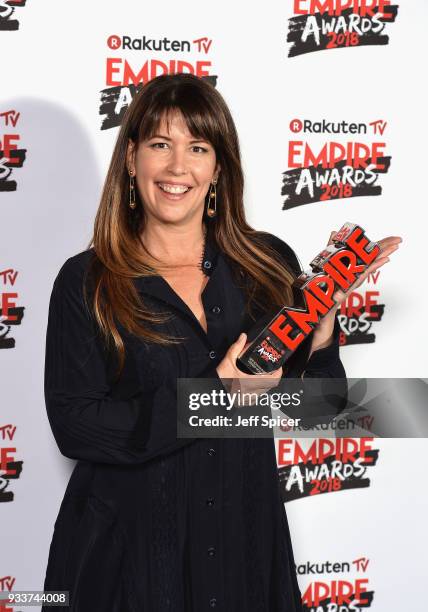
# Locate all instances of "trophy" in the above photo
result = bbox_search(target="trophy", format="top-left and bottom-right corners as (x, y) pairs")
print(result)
(236, 223), (380, 374)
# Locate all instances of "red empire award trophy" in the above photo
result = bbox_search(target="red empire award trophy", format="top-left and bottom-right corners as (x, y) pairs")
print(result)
(237, 222), (380, 374)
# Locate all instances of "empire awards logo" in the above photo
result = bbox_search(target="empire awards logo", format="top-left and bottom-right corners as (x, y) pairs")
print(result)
(337, 270), (385, 345)
(287, 1), (399, 57)
(277, 437), (379, 502)
(0, 424), (23, 503)
(282, 118), (391, 210)
(0, 265), (25, 348)
(100, 33), (217, 131)
(0, 110), (27, 192)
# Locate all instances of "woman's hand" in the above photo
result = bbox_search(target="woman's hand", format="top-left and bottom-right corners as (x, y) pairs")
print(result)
(216, 333), (283, 405)
(310, 231), (403, 355)
(329, 231), (403, 307)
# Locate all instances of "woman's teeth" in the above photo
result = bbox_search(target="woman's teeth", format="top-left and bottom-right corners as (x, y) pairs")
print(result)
(157, 183), (190, 194)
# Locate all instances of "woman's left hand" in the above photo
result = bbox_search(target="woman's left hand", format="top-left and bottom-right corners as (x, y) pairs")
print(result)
(309, 231), (402, 356)
(329, 231), (403, 308)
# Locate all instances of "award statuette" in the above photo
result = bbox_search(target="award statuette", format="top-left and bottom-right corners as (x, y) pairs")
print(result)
(236, 223), (380, 375)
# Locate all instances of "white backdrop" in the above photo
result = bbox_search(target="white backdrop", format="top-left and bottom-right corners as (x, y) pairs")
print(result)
(1, 1), (427, 610)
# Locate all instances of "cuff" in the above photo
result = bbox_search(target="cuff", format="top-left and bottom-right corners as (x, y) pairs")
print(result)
(304, 316), (346, 378)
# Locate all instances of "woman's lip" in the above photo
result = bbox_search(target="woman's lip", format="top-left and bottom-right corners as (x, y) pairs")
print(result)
(156, 182), (193, 200)
(156, 182), (193, 189)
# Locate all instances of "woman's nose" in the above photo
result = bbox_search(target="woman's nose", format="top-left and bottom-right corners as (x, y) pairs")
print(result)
(166, 148), (188, 175)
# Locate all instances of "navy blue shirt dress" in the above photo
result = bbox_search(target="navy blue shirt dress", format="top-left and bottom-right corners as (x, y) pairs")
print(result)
(42, 230), (346, 612)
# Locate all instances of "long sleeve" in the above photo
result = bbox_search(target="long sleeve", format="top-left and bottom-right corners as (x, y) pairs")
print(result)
(302, 316), (346, 378)
(44, 256), (193, 465)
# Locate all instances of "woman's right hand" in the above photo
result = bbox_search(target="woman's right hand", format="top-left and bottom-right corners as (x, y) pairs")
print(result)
(216, 333), (284, 401)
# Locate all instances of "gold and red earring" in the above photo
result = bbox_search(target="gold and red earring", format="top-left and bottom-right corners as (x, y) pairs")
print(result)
(129, 171), (136, 209)
(206, 178), (217, 218)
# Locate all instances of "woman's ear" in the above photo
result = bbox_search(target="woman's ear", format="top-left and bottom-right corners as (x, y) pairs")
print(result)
(126, 139), (136, 174)
(214, 163), (221, 182)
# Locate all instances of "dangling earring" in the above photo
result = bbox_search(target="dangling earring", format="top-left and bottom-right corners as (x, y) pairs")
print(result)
(206, 178), (217, 218)
(129, 171), (136, 209)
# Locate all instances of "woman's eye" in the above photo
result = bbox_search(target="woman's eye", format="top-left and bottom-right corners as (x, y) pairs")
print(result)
(192, 146), (208, 153)
(148, 143), (208, 153)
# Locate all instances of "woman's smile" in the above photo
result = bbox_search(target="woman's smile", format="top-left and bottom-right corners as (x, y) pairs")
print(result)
(156, 181), (193, 200)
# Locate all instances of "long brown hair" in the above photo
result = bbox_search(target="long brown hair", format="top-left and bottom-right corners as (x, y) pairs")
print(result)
(85, 73), (296, 376)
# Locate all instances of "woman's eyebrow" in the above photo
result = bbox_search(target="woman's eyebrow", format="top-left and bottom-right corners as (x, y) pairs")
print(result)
(149, 133), (209, 144)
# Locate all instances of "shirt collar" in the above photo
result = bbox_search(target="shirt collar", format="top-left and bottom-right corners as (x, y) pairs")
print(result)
(134, 228), (221, 320)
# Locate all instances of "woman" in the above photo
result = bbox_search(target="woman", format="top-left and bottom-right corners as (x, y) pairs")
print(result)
(42, 73), (400, 611)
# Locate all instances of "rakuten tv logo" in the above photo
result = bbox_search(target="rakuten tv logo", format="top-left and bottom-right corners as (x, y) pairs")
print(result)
(0, 424), (23, 503)
(298, 555), (374, 611)
(282, 117), (390, 210)
(107, 34), (213, 54)
(0, 110), (27, 192)
(287, 0), (399, 57)
(0, 0), (27, 31)
(277, 437), (379, 502)
(100, 33), (217, 131)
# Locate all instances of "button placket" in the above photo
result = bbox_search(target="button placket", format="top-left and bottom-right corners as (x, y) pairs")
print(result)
(192, 241), (225, 608)
(197, 440), (221, 609)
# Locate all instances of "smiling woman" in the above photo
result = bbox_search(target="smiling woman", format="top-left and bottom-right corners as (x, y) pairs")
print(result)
(40, 73), (354, 612)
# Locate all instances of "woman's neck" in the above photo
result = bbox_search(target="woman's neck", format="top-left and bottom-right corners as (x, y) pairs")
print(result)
(140, 221), (207, 268)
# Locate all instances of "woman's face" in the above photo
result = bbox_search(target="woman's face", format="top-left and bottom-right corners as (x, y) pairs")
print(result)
(127, 111), (220, 226)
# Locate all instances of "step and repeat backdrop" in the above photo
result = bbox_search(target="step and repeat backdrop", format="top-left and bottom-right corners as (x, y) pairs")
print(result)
(1, 1), (427, 610)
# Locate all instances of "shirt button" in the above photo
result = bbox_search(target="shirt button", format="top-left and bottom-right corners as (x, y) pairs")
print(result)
(206, 497), (215, 507)
(211, 305), (221, 314)
(203, 260), (212, 270)
(207, 447), (216, 456)
(209, 598), (217, 607)
(207, 546), (216, 557)
(208, 350), (217, 359)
